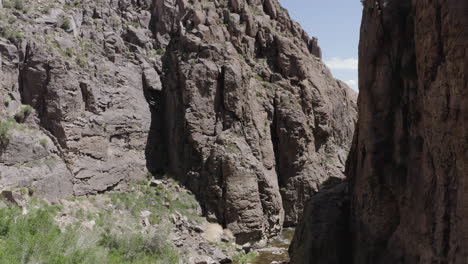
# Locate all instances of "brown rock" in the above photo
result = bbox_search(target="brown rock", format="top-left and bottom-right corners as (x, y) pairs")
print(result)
(291, 1), (468, 263)
(150, 0), (357, 242)
(0, 0), (357, 245)
(289, 181), (350, 264)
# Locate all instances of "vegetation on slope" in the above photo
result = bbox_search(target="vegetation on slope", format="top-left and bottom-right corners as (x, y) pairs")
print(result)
(0, 179), (201, 264)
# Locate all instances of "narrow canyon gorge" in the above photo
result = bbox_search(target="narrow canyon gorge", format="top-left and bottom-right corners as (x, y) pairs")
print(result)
(0, 0), (466, 263)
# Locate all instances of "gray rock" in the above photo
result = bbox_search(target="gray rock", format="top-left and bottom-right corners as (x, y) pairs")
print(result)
(124, 25), (148, 47)
(150, 0), (357, 242)
(0, 0), (153, 199)
(0, 0), (357, 247)
(0, 128), (73, 201)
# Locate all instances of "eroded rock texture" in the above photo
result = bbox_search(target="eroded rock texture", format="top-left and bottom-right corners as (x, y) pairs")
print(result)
(0, 0), (157, 197)
(290, 0), (468, 263)
(148, 0), (357, 243)
(0, 0), (357, 243)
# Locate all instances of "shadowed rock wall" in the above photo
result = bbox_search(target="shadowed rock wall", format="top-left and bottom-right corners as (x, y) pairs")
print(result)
(290, 0), (468, 263)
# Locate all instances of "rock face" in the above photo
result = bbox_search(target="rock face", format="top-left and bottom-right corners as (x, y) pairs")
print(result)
(290, 1), (468, 263)
(289, 181), (350, 264)
(148, 0), (357, 243)
(0, 0), (357, 243)
(0, 0), (156, 197)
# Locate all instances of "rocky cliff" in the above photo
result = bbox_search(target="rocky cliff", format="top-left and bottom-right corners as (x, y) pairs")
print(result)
(290, 0), (468, 263)
(148, 0), (357, 243)
(0, 0), (357, 244)
(0, 0), (155, 199)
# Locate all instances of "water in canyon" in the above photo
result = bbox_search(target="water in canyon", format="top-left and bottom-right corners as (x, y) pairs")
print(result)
(251, 228), (295, 264)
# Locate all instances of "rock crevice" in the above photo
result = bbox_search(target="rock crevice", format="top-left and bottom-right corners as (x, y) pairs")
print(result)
(149, 0), (357, 242)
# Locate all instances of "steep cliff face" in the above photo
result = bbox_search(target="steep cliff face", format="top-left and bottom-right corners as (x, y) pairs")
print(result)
(290, 0), (468, 263)
(351, 1), (468, 262)
(148, 0), (357, 243)
(0, 0), (156, 197)
(0, 0), (357, 244)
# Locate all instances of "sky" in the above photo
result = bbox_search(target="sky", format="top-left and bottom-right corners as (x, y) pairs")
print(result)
(278, 0), (363, 90)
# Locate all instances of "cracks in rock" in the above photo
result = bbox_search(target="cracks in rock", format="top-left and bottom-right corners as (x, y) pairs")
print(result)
(430, 3), (446, 86)
(270, 97), (282, 187)
(219, 159), (227, 229)
(214, 65), (242, 132)
(142, 65), (166, 175)
(96, 178), (125, 194)
(441, 153), (456, 259)
(214, 66), (225, 127)
(16, 44), (75, 189)
(79, 82), (97, 114)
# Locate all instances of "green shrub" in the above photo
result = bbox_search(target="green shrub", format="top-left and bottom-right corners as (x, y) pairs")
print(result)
(155, 48), (165, 55)
(76, 55), (88, 68)
(39, 139), (48, 147)
(3, 98), (11, 107)
(13, 0), (23, 10)
(14, 105), (33, 122)
(99, 232), (178, 264)
(64, 48), (74, 57)
(0, 199), (180, 264)
(2, 1), (13, 8)
(0, 118), (16, 147)
(7, 16), (16, 24)
(0, 205), (99, 264)
(61, 17), (72, 31)
(42, 5), (52, 15)
(255, 74), (264, 82)
(233, 252), (257, 264)
(0, 26), (24, 43)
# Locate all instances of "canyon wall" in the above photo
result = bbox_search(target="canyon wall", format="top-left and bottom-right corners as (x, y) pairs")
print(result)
(0, 0), (155, 200)
(148, 0), (357, 243)
(0, 0), (357, 243)
(290, 0), (468, 263)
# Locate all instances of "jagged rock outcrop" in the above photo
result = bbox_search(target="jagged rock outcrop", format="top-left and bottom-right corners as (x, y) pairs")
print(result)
(0, 0), (158, 196)
(148, 0), (357, 243)
(290, 0), (468, 263)
(0, 0), (357, 244)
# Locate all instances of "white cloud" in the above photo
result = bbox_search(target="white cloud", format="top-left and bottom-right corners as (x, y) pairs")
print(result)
(345, 80), (357, 87)
(345, 80), (358, 91)
(325, 57), (358, 70)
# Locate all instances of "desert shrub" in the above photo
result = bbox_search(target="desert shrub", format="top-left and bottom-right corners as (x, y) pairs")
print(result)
(2, 1), (13, 8)
(13, 0), (24, 10)
(64, 48), (74, 57)
(99, 232), (178, 264)
(14, 105), (33, 122)
(39, 139), (48, 147)
(0, 205), (98, 264)
(61, 17), (72, 31)
(0, 200), (180, 264)
(155, 48), (165, 55)
(0, 25), (24, 43)
(76, 55), (88, 68)
(233, 252), (257, 264)
(0, 118), (16, 147)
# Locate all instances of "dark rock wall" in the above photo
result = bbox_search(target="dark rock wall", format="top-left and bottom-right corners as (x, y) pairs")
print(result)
(290, 0), (468, 263)
(149, 0), (357, 243)
(351, 1), (468, 262)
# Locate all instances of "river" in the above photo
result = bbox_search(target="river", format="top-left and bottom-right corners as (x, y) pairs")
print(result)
(250, 228), (295, 264)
